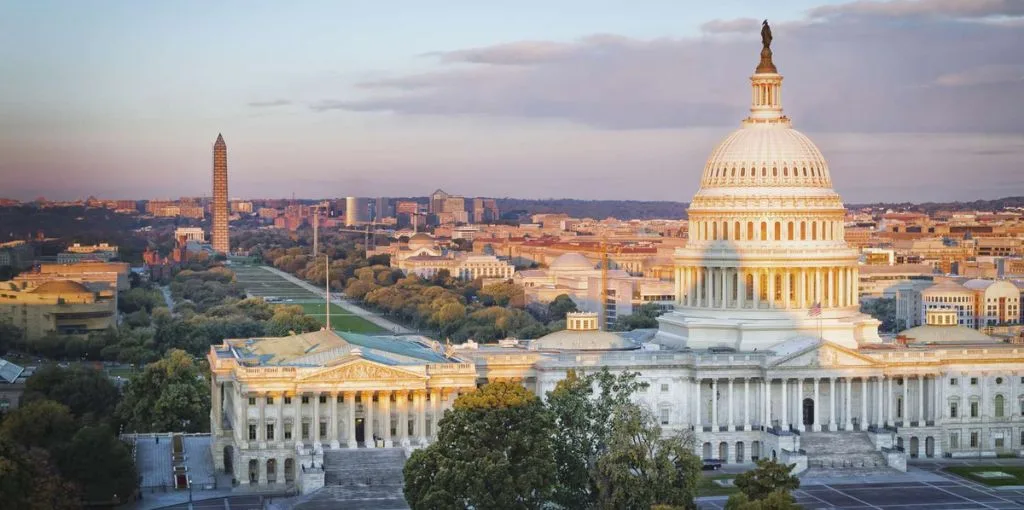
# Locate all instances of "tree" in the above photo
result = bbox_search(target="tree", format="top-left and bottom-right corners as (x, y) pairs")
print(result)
(725, 490), (801, 510)
(611, 302), (666, 331)
(547, 294), (578, 322)
(56, 425), (137, 504)
(545, 369), (648, 509)
(730, 459), (800, 503)
(264, 305), (321, 336)
(0, 319), (21, 355)
(0, 400), (76, 449)
(23, 365), (121, 422)
(592, 404), (701, 510)
(479, 281), (526, 308)
(0, 438), (81, 510)
(117, 349), (210, 432)
(404, 382), (556, 510)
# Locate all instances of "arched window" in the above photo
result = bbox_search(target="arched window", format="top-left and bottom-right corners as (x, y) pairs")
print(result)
(787, 222), (794, 240)
(712, 222), (718, 240)
(800, 222), (806, 240)
(760, 222), (767, 241)
(722, 222), (729, 240)
(761, 167), (767, 177)
(811, 222), (817, 240)
(734, 222), (740, 241)
(802, 166), (807, 176)
(740, 167), (745, 177)
(995, 395), (1005, 418)
(783, 166), (788, 176)
(773, 167), (778, 176)
(774, 222), (781, 241)
(747, 222), (754, 240)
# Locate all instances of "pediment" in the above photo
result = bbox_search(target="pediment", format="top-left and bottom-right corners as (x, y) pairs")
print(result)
(298, 359), (426, 383)
(771, 342), (879, 369)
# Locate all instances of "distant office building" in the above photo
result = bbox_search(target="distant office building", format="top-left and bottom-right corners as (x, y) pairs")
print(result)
(230, 200), (253, 214)
(212, 134), (229, 253)
(430, 189), (449, 214)
(375, 197), (392, 220)
(395, 201), (420, 216)
(471, 198), (500, 224)
(0, 241), (34, 270)
(345, 197), (372, 226)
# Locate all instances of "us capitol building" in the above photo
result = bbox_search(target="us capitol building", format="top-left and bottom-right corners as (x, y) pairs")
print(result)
(208, 25), (1024, 492)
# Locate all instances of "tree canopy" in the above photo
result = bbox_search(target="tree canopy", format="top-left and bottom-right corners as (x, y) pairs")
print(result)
(404, 382), (557, 510)
(23, 365), (120, 422)
(725, 459), (801, 510)
(117, 349), (211, 432)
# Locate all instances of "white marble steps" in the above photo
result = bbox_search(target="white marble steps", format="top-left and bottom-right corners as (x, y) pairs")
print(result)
(800, 432), (889, 471)
(323, 448), (407, 487)
(293, 485), (410, 510)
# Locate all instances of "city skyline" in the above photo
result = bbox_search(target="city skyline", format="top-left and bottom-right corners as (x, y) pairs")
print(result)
(1, 0), (1022, 202)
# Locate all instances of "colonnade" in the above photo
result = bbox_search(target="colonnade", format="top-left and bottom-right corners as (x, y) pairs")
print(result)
(689, 218), (842, 243)
(675, 265), (857, 310)
(690, 374), (944, 432)
(228, 386), (465, 450)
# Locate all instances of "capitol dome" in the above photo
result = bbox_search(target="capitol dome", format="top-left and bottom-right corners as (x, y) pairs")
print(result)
(656, 27), (881, 352)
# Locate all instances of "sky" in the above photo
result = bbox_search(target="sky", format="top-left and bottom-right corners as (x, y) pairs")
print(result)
(1, 0), (1022, 203)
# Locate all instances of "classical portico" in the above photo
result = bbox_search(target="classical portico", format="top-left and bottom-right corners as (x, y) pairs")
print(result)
(208, 330), (475, 489)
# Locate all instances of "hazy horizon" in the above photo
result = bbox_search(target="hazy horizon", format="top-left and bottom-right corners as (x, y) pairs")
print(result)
(2, 1), (1022, 203)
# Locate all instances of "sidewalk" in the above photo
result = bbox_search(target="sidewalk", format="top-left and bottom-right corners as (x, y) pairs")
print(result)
(259, 266), (414, 335)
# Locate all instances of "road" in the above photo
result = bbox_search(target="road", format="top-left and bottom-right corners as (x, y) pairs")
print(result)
(159, 285), (175, 313)
(259, 266), (414, 335)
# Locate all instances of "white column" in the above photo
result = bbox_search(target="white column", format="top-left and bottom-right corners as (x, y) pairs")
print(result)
(431, 389), (441, 439)
(416, 390), (427, 444)
(738, 270), (747, 309)
(839, 266), (847, 307)
(692, 378), (701, 427)
(815, 268), (823, 305)
(398, 390), (410, 446)
(311, 392), (320, 448)
(753, 270), (761, 309)
(346, 391), (357, 448)
(328, 392), (339, 448)
(743, 378), (750, 430)
(902, 376), (909, 424)
(768, 269), (776, 309)
(720, 268), (728, 309)
(258, 393), (267, 443)
(381, 391), (392, 447)
(861, 378), (868, 430)
(781, 378), (788, 430)
(726, 378), (734, 430)
(294, 392), (303, 447)
(876, 377), (884, 427)
(763, 378), (771, 428)
(813, 378), (821, 431)
(937, 374), (945, 420)
(364, 390), (375, 448)
(796, 378), (804, 431)
(845, 378), (852, 430)
(826, 268), (834, 308)
(918, 376), (925, 424)
(829, 378), (836, 430)
(783, 269), (792, 309)
(211, 379), (222, 437)
(711, 379), (718, 430)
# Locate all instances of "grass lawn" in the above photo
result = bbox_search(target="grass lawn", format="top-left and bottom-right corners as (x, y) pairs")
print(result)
(945, 466), (1024, 486)
(296, 302), (385, 334)
(697, 473), (740, 497)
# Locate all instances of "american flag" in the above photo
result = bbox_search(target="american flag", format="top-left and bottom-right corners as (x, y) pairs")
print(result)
(808, 302), (822, 317)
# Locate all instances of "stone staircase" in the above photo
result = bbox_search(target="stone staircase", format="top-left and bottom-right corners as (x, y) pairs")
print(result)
(313, 448), (408, 509)
(323, 448), (407, 486)
(800, 432), (894, 476)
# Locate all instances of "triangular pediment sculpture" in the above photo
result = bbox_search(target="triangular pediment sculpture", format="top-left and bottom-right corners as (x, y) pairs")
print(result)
(298, 359), (426, 383)
(772, 342), (879, 368)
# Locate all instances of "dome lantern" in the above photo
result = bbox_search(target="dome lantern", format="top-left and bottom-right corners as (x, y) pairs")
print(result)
(745, 21), (789, 126)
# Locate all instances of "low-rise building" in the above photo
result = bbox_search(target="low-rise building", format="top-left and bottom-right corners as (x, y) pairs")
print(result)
(0, 280), (117, 339)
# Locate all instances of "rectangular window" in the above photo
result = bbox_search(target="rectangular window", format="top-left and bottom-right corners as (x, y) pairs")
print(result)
(971, 402), (979, 418)
(267, 396), (274, 405)
(970, 432), (979, 448)
(950, 403), (958, 418)
(660, 383), (669, 393)
(338, 395), (344, 403)
(301, 396), (309, 404)
(660, 409), (670, 425)
(319, 395), (327, 404)
(971, 377), (978, 385)
(248, 397), (256, 406)
(248, 424), (257, 440)
(284, 396), (292, 405)
(950, 378), (958, 386)
(284, 425), (292, 440)
(301, 423), (310, 440)
(266, 424), (274, 441)
(950, 433), (959, 449)
(995, 437), (1005, 449)
(319, 421), (327, 438)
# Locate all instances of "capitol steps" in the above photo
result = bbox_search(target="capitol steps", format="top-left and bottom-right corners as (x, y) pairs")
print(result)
(323, 447), (407, 486)
(800, 432), (894, 475)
